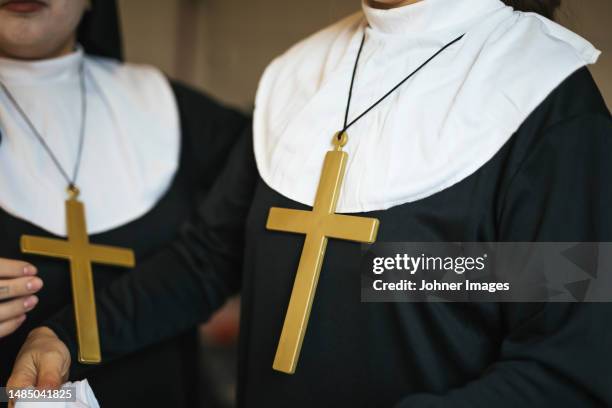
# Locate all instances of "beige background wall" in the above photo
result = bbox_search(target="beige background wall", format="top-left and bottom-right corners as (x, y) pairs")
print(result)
(117, 0), (612, 110)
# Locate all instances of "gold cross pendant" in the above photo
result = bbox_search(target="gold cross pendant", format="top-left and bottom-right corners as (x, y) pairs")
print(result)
(266, 131), (379, 374)
(20, 186), (135, 364)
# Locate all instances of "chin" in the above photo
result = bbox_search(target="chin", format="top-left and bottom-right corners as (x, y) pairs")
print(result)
(368, 0), (419, 7)
(369, 0), (403, 4)
(0, 0), (83, 60)
(0, 16), (69, 59)
(0, 37), (67, 60)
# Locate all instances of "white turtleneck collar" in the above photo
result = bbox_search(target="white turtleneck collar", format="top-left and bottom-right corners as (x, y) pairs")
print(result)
(0, 47), (83, 85)
(0, 50), (180, 236)
(253, 0), (600, 213)
(363, 0), (502, 35)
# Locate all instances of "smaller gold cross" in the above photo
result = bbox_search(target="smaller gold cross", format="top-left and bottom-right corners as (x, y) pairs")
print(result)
(21, 187), (135, 364)
(267, 132), (379, 374)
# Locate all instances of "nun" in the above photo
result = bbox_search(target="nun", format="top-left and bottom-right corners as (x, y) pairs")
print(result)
(8, 0), (612, 407)
(0, 0), (247, 406)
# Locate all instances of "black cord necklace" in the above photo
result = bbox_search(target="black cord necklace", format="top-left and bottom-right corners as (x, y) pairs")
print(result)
(0, 59), (88, 197)
(340, 31), (465, 136)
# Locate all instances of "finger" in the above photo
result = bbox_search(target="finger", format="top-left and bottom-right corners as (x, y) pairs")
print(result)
(0, 315), (27, 338)
(0, 277), (43, 301)
(36, 351), (67, 390)
(0, 296), (38, 321)
(0, 258), (36, 278)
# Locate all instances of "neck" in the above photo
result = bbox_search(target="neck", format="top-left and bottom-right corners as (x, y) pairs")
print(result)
(367, 0), (422, 10)
(0, 35), (77, 61)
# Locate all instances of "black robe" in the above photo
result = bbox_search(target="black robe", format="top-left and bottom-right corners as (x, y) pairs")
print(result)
(0, 82), (248, 407)
(46, 67), (612, 407)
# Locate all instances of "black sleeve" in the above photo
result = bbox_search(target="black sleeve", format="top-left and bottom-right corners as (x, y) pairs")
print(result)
(170, 81), (250, 191)
(46, 126), (257, 363)
(396, 111), (612, 407)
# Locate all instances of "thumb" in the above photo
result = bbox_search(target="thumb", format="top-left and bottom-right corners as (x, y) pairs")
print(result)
(36, 351), (67, 389)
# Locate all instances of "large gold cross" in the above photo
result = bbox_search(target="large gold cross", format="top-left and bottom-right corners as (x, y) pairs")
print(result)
(266, 132), (379, 374)
(21, 188), (135, 364)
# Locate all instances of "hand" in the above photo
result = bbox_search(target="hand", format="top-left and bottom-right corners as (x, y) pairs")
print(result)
(7, 326), (71, 391)
(0, 258), (43, 338)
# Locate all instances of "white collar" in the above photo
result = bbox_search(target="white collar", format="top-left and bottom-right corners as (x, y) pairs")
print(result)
(0, 47), (83, 85)
(0, 55), (180, 236)
(253, 2), (600, 213)
(362, 0), (504, 35)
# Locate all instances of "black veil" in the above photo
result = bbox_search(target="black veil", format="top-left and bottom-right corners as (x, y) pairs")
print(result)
(77, 0), (123, 60)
